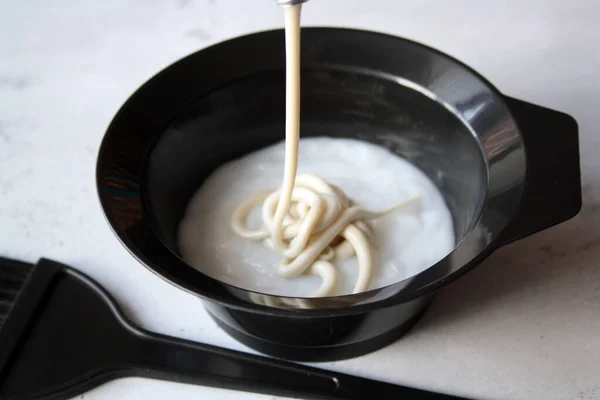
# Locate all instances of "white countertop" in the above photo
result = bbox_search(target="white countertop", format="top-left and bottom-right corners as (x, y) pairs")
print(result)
(1, 1), (599, 399)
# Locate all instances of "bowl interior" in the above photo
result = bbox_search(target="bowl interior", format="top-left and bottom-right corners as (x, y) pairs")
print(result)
(98, 28), (526, 310)
(144, 67), (487, 291)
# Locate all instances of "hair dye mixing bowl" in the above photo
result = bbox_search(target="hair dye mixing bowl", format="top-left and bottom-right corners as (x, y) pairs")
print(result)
(97, 28), (581, 361)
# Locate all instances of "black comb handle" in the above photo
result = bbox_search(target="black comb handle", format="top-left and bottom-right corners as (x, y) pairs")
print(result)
(0, 259), (467, 400)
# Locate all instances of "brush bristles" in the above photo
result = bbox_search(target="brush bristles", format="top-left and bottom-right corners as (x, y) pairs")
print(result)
(0, 258), (32, 328)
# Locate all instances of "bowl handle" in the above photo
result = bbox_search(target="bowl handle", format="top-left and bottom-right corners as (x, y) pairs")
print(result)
(496, 97), (582, 247)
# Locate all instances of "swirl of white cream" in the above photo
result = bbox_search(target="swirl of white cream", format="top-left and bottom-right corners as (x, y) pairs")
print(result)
(231, 172), (419, 296)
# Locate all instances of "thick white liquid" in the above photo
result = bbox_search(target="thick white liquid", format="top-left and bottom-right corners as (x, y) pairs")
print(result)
(178, 137), (455, 297)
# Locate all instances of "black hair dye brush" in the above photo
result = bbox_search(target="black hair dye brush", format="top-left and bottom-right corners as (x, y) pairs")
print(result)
(0, 257), (468, 400)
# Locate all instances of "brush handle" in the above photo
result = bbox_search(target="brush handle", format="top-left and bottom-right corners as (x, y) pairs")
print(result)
(132, 329), (467, 400)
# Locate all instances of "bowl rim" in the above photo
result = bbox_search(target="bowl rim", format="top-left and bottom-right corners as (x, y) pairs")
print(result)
(96, 27), (526, 316)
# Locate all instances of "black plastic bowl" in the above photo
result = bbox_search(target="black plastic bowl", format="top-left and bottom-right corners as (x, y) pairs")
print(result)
(97, 28), (581, 361)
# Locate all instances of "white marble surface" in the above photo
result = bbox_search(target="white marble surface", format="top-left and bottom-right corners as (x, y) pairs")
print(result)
(1, 0), (599, 399)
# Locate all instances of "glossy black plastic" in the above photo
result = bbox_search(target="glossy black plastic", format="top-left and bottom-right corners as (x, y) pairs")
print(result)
(96, 28), (581, 361)
(0, 258), (470, 400)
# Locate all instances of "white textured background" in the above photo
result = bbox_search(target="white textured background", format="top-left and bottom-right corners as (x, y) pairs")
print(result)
(1, 1), (599, 399)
